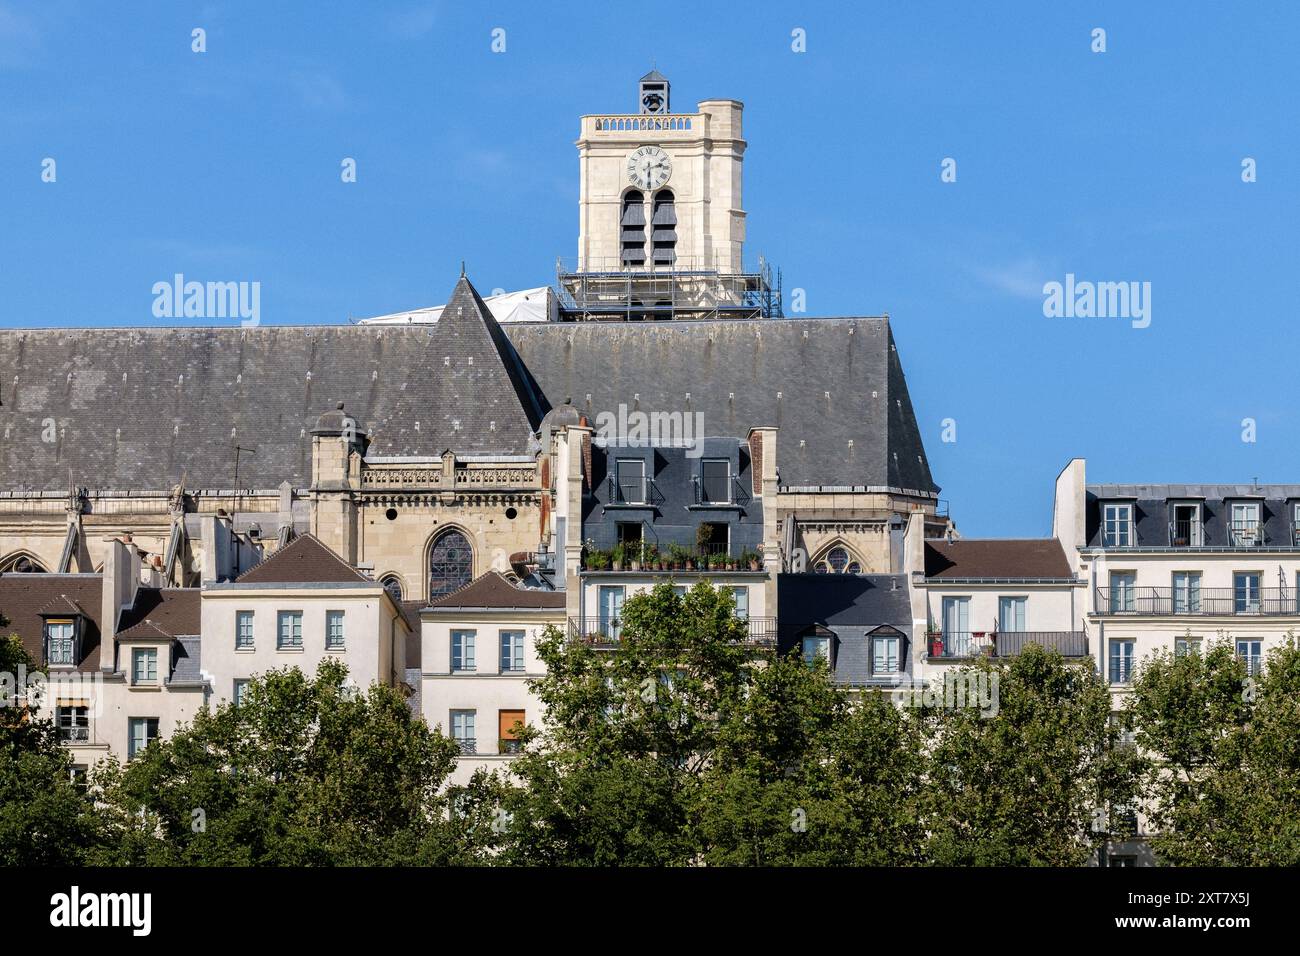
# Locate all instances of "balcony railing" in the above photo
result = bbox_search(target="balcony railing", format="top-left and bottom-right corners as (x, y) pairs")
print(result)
(607, 474), (663, 506)
(567, 616), (776, 647)
(1168, 519), (1203, 547)
(1095, 587), (1299, 616)
(57, 726), (90, 744)
(691, 476), (752, 507)
(930, 631), (1089, 659)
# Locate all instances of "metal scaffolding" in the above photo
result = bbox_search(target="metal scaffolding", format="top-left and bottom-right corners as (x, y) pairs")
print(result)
(554, 256), (783, 322)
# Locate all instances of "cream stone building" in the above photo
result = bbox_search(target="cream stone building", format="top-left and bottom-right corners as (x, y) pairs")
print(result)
(0, 537), (207, 775)
(201, 533), (413, 707)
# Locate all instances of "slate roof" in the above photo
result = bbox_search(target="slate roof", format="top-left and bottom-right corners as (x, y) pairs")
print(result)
(0, 278), (935, 494)
(116, 588), (201, 639)
(170, 636), (203, 684)
(0, 574), (103, 670)
(424, 571), (566, 611)
(1085, 484), (1300, 548)
(232, 533), (368, 585)
(508, 317), (934, 491)
(776, 573), (913, 686)
(924, 539), (1075, 580)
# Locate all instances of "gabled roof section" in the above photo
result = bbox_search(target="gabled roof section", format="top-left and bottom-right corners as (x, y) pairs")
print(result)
(424, 571), (565, 611)
(410, 274), (546, 454)
(925, 539), (1074, 580)
(233, 534), (368, 585)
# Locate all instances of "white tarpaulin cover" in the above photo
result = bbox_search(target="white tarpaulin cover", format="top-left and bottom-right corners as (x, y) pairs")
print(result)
(358, 286), (556, 325)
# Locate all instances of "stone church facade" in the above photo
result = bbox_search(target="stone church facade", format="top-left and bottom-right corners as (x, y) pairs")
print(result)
(0, 73), (946, 600)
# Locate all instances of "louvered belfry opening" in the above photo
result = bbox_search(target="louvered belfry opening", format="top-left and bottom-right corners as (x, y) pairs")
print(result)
(620, 190), (646, 267)
(651, 189), (677, 266)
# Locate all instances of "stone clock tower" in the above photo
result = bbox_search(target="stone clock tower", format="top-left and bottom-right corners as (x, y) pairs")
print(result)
(575, 72), (747, 275)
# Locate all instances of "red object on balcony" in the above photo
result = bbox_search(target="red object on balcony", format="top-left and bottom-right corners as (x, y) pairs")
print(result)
(929, 637), (944, 657)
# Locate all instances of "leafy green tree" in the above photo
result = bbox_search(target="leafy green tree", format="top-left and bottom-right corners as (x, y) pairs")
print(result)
(92, 660), (481, 865)
(493, 582), (929, 866)
(494, 582), (763, 865)
(921, 645), (1144, 866)
(1127, 636), (1300, 865)
(0, 628), (108, 865)
(696, 652), (927, 865)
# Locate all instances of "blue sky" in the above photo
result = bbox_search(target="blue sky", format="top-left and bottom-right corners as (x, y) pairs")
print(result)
(2, 2), (1297, 537)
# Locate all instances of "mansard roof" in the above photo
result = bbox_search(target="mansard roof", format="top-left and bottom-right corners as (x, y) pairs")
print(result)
(1084, 484), (1300, 548)
(0, 283), (935, 494)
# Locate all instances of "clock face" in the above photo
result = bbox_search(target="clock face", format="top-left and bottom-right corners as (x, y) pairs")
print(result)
(626, 145), (672, 191)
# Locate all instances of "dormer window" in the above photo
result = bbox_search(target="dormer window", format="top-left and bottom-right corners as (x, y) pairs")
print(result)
(44, 619), (76, 667)
(699, 459), (731, 504)
(1169, 502), (1202, 547)
(1102, 503), (1133, 547)
(614, 459), (646, 504)
(1230, 502), (1262, 547)
(131, 647), (158, 685)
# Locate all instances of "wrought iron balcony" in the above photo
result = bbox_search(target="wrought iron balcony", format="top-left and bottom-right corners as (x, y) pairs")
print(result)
(567, 616), (776, 647)
(690, 475), (752, 507)
(1094, 587), (1299, 616)
(929, 631), (1089, 659)
(606, 474), (663, 506)
(57, 726), (90, 744)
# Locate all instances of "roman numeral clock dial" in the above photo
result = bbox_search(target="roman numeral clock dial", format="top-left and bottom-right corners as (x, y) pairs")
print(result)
(626, 145), (672, 190)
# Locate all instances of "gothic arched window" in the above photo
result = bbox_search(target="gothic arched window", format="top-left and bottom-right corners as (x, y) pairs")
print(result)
(428, 531), (473, 599)
(651, 189), (677, 266)
(810, 543), (863, 575)
(380, 575), (404, 603)
(620, 190), (646, 267)
(0, 552), (47, 574)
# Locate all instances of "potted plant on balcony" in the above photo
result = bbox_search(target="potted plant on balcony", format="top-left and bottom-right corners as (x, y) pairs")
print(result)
(927, 628), (944, 657)
(611, 543), (626, 572)
(586, 548), (611, 571)
(745, 549), (761, 571)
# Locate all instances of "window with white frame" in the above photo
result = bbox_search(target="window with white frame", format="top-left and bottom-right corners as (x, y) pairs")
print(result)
(729, 586), (748, 620)
(450, 710), (476, 754)
(233, 679), (250, 707)
(1172, 572), (1201, 614)
(1233, 572), (1261, 613)
(1174, 636), (1202, 658)
(1109, 572), (1136, 613)
(1108, 640), (1135, 684)
(131, 647), (158, 685)
(1230, 501), (1262, 546)
(127, 717), (159, 760)
(451, 630), (476, 672)
(941, 596), (970, 655)
(277, 611), (303, 649)
(801, 633), (830, 666)
(499, 630), (525, 673)
(56, 705), (89, 743)
(1103, 502), (1133, 547)
(44, 620), (75, 666)
(1170, 502), (1202, 546)
(1236, 639), (1263, 676)
(997, 597), (1026, 632)
(325, 610), (345, 650)
(235, 610), (254, 649)
(870, 631), (901, 675)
